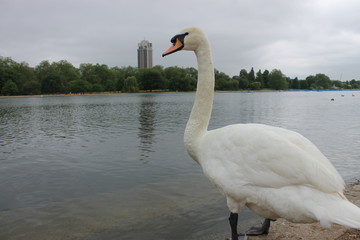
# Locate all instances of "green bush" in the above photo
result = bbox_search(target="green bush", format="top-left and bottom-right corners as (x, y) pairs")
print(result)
(1, 80), (19, 95)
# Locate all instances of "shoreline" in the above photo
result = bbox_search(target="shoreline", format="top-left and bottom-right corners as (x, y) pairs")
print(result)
(1, 89), (360, 99)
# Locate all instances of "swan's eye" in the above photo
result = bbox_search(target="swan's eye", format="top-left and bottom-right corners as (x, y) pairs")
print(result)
(170, 32), (189, 45)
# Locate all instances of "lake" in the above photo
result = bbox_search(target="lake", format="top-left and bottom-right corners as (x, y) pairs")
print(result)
(0, 91), (359, 240)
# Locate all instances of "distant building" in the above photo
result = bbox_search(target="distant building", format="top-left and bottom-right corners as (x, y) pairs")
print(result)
(137, 39), (153, 68)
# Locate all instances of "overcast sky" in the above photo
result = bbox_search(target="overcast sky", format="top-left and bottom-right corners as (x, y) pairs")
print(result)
(1, 0), (360, 80)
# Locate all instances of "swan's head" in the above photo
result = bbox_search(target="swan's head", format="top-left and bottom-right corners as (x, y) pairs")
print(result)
(162, 27), (206, 57)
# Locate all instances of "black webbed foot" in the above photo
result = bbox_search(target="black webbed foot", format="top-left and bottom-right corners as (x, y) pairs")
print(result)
(245, 218), (274, 236)
(227, 212), (274, 239)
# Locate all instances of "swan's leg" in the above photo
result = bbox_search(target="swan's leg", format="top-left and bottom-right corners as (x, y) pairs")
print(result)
(227, 212), (248, 240)
(245, 218), (272, 236)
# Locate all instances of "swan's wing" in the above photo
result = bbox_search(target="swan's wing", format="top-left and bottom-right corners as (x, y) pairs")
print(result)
(200, 124), (345, 194)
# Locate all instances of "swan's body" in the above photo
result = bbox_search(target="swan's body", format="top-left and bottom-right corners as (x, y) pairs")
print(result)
(163, 27), (360, 239)
(200, 124), (350, 224)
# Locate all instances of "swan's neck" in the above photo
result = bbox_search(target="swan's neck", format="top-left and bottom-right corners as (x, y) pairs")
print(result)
(184, 42), (214, 161)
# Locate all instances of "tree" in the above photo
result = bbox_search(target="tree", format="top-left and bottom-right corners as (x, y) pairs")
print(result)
(91, 83), (104, 92)
(52, 60), (80, 92)
(239, 69), (249, 89)
(215, 69), (238, 90)
(41, 72), (64, 93)
(4, 54), (356, 95)
(255, 70), (264, 88)
(314, 73), (331, 89)
(269, 69), (288, 90)
(138, 68), (166, 91)
(262, 70), (270, 88)
(35, 60), (51, 77)
(0, 58), (40, 95)
(93, 64), (116, 91)
(68, 79), (91, 93)
(15, 62), (39, 94)
(79, 63), (116, 91)
(35, 60), (65, 93)
(80, 63), (100, 86)
(305, 75), (316, 89)
(239, 76), (249, 89)
(239, 69), (248, 80)
(122, 76), (139, 92)
(349, 79), (360, 89)
(290, 77), (300, 89)
(165, 66), (193, 91)
(249, 82), (261, 90)
(22, 80), (41, 95)
(304, 74), (331, 89)
(184, 67), (197, 89)
(111, 67), (125, 91)
(299, 80), (308, 89)
(1, 80), (19, 95)
(122, 66), (139, 79)
(248, 67), (255, 84)
(0, 57), (19, 92)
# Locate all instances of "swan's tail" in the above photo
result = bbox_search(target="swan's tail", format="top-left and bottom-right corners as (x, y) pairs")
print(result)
(313, 193), (360, 229)
(257, 186), (360, 229)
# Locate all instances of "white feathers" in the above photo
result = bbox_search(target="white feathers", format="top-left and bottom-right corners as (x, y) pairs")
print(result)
(177, 27), (360, 229)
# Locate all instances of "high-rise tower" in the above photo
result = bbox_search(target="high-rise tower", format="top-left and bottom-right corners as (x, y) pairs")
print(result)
(137, 40), (153, 68)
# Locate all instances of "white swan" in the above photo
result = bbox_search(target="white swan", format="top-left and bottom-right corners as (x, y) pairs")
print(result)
(163, 27), (360, 240)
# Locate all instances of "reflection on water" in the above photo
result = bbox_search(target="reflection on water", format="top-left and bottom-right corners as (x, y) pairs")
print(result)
(138, 95), (157, 160)
(0, 91), (360, 239)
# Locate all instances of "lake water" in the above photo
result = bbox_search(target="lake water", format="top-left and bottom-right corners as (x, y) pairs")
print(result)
(0, 91), (359, 240)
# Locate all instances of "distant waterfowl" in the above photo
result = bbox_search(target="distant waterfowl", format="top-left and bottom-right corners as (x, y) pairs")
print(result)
(331, 98), (334, 101)
(163, 27), (360, 240)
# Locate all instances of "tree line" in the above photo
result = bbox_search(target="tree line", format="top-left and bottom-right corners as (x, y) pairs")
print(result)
(1, 56), (359, 96)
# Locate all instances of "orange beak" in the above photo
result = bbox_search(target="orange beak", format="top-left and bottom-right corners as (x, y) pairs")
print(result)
(162, 38), (184, 57)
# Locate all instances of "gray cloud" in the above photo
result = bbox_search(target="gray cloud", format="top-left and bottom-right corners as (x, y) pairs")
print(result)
(1, 0), (360, 80)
